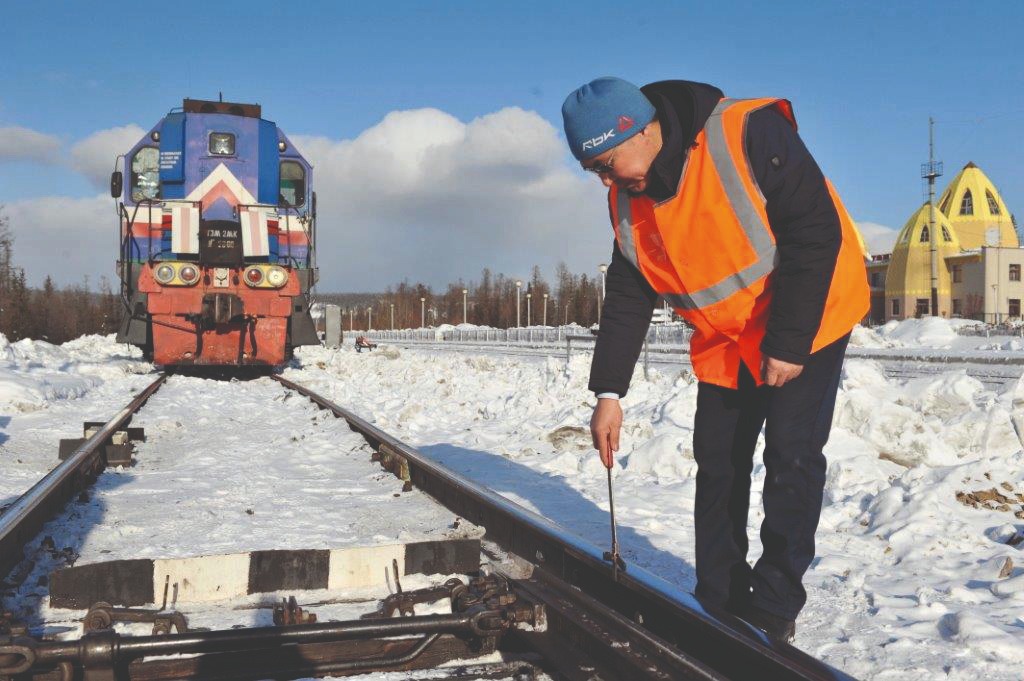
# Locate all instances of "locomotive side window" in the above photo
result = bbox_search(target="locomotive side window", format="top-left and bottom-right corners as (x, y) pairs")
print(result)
(209, 132), (235, 156)
(279, 161), (306, 207)
(130, 147), (161, 201)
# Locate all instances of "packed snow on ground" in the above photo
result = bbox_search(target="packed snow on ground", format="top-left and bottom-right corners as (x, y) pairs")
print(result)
(0, 333), (154, 508)
(3, 330), (1024, 678)
(286, 340), (1024, 680)
(850, 317), (1024, 354)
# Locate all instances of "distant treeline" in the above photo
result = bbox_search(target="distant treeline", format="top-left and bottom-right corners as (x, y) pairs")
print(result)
(1, 204), (608, 344)
(321, 263), (604, 330)
(1, 207), (121, 343)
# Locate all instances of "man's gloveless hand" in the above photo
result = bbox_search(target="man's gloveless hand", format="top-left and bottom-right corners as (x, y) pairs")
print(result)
(590, 398), (623, 468)
(761, 356), (804, 387)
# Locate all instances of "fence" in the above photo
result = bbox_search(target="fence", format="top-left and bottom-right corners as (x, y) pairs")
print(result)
(361, 324), (693, 347)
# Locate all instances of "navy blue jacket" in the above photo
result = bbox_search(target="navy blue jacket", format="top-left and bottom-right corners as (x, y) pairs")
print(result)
(589, 80), (843, 396)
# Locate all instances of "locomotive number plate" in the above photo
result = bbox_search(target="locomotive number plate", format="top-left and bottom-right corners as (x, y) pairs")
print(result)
(213, 268), (230, 288)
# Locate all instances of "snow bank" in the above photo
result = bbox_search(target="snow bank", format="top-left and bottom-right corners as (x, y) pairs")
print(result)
(288, 340), (1024, 679)
(0, 333), (147, 411)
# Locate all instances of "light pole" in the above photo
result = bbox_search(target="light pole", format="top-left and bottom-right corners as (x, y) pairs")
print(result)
(390, 303), (394, 330)
(367, 306), (372, 331)
(515, 280), (522, 328)
(542, 293), (548, 327)
(598, 263), (608, 324)
(526, 293), (532, 327)
(349, 307), (354, 331)
(420, 297), (426, 329)
(564, 303), (569, 325)
(462, 289), (468, 324)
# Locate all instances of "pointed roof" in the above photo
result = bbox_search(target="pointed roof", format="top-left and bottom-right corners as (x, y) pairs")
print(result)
(936, 162), (1017, 248)
(893, 202), (959, 251)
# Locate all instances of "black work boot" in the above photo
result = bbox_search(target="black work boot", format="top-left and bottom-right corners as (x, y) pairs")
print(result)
(742, 606), (796, 644)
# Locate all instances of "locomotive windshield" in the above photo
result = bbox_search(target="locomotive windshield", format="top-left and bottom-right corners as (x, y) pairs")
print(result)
(279, 161), (305, 207)
(130, 147), (161, 201)
(209, 132), (235, 156)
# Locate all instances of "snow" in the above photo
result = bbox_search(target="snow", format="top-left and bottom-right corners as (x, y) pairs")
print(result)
(2, 327), (1024, 679)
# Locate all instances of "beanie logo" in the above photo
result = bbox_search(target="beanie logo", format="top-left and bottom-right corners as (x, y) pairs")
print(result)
(581, 129), (615, 152)
(617, 115), (635, 132)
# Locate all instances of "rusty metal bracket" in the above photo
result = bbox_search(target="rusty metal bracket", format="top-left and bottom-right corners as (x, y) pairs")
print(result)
(83, 601), (188, 636)
(273, 596), (317, 626)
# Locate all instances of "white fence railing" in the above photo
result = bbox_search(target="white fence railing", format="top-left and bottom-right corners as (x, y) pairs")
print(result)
(359, 325), (693, 346)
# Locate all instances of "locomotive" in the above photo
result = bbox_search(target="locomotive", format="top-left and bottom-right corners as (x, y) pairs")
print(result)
(111, 98), (319, 366)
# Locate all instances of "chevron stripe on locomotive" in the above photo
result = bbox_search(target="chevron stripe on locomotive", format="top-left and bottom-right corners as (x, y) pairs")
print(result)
(112, 98), (320, 366)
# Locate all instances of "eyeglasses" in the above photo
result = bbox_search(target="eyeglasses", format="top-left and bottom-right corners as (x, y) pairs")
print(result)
(583, 148), (617, 175)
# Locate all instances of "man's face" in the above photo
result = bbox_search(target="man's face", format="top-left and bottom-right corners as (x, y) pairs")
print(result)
(581, 129), (655, 194)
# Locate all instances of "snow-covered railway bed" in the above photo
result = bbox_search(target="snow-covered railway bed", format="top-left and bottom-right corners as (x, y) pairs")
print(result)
(3, 374), (480, 639)
(2, 371), (848, 680)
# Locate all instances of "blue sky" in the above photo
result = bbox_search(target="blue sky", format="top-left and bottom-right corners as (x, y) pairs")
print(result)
(1, 1), (1022, 289)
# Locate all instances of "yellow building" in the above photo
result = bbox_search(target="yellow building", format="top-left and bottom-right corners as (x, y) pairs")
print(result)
(937, 162), (1018, 249)
(869, 162), (1022, 324)
(883, 204), (961, 318)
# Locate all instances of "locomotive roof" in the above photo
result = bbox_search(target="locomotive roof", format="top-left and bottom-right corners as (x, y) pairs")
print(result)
(182, 98), (261, 119)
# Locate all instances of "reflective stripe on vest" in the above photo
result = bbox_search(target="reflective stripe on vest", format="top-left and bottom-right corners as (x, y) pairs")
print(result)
(614, 98), (778, 310)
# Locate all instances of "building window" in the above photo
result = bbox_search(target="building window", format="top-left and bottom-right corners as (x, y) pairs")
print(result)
(952, 299), (962, 316)
(891, 299), (900, 316)
(208, 132), (236, 156)
(919, 225), (929, 242)
(915, 299), (930, 317)
(1010, 299), (1021, 318)
(986, 190), (1001, 215)
(130, 147), (161, 202)
(941, 226), (952, 242)
(960, 189), (973, 216)
(1011, 264), (1021, 282)
(279, 161), (306, 207)
(939, 191), (952, 214)
(870, 272), (882, 287)
(951, 264), (962, 283)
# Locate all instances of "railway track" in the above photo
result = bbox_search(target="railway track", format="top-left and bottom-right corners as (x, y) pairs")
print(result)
(0, 373), (855, 680)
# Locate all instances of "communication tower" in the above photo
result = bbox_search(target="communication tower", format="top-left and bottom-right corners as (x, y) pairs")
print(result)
(921, 118), (943, 316)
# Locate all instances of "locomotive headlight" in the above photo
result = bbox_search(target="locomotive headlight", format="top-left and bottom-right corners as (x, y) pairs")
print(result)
(178, 265), (200, 285)
(266, 266), (288, 287)
(244, 266), (264, 286)
(155, 264), (176, 285)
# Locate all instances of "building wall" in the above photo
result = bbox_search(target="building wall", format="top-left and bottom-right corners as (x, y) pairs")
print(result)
(982, 247), (1024, 322)
(951, 256), (985, 318)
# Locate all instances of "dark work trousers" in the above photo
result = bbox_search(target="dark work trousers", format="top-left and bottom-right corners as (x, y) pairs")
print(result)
(692, 333), (850, 620)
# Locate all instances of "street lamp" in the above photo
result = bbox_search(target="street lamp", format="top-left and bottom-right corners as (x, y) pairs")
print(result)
(390, 303), (394, 330)
(462, 289), (468, 324)
(420, 297), (426, 329)
(367, 306), (372, 331)
(515, 280), (522, 328)
(598, 263), (608, 324)
(526, 293), (532, 327)
(543, 293), (548, 327)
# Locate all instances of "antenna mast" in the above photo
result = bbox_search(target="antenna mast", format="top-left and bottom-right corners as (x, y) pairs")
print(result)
(921, 117), (943, 316)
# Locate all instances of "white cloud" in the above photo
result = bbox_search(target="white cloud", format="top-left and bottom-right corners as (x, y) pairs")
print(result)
(856, 220), (900, 256)
(69, 124), (146, 189)
(2, 109), (614, 291)
(3, 194), (117, 287)
(0, 126), (61, 163)
(293, 106), (609, 290)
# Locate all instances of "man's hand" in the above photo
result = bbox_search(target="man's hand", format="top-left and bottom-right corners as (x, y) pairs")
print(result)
(761, 356), (804, 387)
(591, 398), (623, 468)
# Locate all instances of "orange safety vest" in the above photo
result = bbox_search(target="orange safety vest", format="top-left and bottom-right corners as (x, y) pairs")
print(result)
(609, 97), (869, 389)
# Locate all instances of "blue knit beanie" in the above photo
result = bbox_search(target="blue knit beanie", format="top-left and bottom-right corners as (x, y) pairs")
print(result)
(562, 77), (656, 160)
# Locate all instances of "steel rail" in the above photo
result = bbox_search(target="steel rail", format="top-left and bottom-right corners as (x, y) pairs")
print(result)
(0, 374), (166, 581)
(273, 375), (856, 681)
